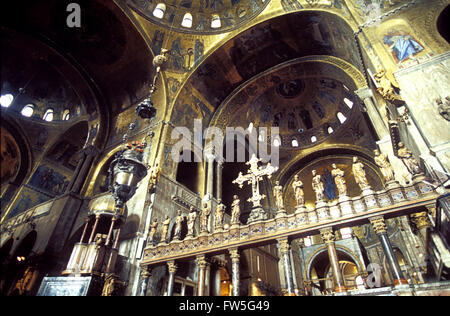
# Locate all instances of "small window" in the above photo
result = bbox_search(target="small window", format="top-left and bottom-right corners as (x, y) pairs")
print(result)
(181, 13), (193, 28)
(43, 109), (54, 122)
(344, 98), (354, 109)
(153, 3), (166, 19)
(211, 14), (221, 28)
(327, 126), (334, 134)
(0, 94), (14, 108)
(291, 139), (299, 147)
(21, 104), (34, 117)
(304, 236), (312, 247)
(311, 136), (317, 143)
(337, 112), (347, 124)
(62, 109), (70, 121)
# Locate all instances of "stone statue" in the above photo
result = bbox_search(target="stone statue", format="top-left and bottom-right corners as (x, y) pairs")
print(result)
(331, 164), (347, 196)
(273, 181), (284, 210)
(147, 218), (158, 245)
(352, 157), (370, 190)
(312, 170), (325, 201)
(231, 195), (241, 225)
(187, 206), (197, 238)
(160, 215), (170, 243)
(292, 175), (304, 206)
(373, 69), (404, 106)
(397, 142), (422, 176)
(173, 210), (184, 240)
(149, 162), (160, 191)
(373, 149), (395, 182)
(215, 199), (225, 230)
(436, 96), (450, 121)
(200, 202), (211, 233)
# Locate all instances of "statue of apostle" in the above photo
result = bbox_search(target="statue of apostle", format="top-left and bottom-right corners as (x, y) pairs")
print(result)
(397, 142), (422, 176)
(200, 202), (211, 233)
(173, 210), (184, 241)
(352, 157), (370, 190)
(187, 206), (197, 238)
(331, 164), (347, 196)
(312, 170), (325, 201)
(215, 199), (225, 230)
(231, 195), (241, 225)
(160, 215), (171, 244)
(374, 149), (395, 182)
(292, 175), (305, 206)
(273, 181), (284, 210)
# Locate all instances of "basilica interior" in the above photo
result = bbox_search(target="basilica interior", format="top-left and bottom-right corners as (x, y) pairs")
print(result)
(1, 0), (450, 297)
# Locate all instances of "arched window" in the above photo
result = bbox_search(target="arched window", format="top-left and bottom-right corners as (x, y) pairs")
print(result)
(327, 126), (334, 134)
(21, 104), (34, 117)
(153, 3), (166, 19)
(344, 98), (354, 109)
(62, 109), (70, 121)
(43, 109), (54, 122)
(291, 139), (299, 147)
(0, 94), (14, 108)
(181, 13), (193, 28)
(337, 112), (347, 124)
(311, 136), (317, 143)
(211, 14), (221, 28)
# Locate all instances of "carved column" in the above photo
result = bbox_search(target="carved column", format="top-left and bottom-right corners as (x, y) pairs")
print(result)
(229, 248), (240, 296)
(320, 228), (347, 293)
(167, 260), (177, 296)
(278, 238), (295, 296)
(196, 255), (208, 296)
(370, 216), (408, 286)
(139, 267), (152, 296)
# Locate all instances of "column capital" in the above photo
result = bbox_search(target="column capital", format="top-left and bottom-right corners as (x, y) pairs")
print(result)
(410, 211), (431, 230)
(167, 260), (178, 274)
(370, 216), (387, 235)
(229, 247), (240, 262)
(320, 227), (335, 244)
(277, 237), (290, 254)
(196, 255), (208, 268)
(354, 87), (374, 100)
(140, 266), (152, 278)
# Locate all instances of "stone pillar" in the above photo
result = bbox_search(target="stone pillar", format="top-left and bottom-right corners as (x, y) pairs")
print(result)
(216, 158), (224, 201)
(355, 88), (389, 138)
(205, 151), (215, 200)
(196, 255), (207, 296)
(229, 248), (240, 296)
(320, 228), (347, 293)
(167, 260), (177, 296)
(67, 145), (101, 194)
(205, 262), (211, 296)
(278, 238), (295, 296)
(370, 216), (408, 286)
(139, 267), (152, 296)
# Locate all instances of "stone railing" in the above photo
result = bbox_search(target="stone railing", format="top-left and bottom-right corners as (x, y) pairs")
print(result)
(1, 199), (54, 233)
(141, 179), (438, 266)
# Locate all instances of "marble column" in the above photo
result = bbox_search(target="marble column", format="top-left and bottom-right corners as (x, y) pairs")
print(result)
(216, 158), (224, 201)
(320, 228), (347, 293)
(229, 248), (240, 296)
(278, 238), (295, 296)
(370, 216), (408, 286)
(139, 267), (152, 296)
(167, 260), (177, 296)
(196, 255), (208, 296)
(205, 151), (215, 200)
(67, 145), (101, 194)
(355, 88), (389, 138)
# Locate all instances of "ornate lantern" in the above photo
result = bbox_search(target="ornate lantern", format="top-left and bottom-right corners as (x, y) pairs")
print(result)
(108, 141), (148, 211)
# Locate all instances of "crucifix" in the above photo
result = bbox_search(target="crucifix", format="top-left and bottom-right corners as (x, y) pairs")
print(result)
(233, 154), (278, 223)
